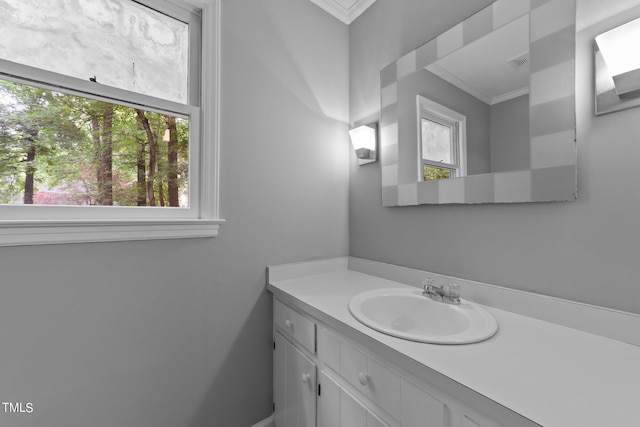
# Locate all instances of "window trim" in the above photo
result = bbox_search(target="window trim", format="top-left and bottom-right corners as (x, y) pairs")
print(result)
(0, 0), (223, 246)
(417, 95), (467, 181)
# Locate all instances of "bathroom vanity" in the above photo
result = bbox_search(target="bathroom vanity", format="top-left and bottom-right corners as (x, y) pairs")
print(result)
(267, 257), (640, 427)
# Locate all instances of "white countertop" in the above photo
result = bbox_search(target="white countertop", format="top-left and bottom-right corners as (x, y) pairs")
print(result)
(268, 266), (640, 427)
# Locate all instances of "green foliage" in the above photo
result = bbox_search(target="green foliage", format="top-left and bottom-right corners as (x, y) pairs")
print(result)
(0, 79), (189, 207)
(423, 165), (451, 181)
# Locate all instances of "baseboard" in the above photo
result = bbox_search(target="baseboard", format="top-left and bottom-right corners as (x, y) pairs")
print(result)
(251, 414), (274, 427)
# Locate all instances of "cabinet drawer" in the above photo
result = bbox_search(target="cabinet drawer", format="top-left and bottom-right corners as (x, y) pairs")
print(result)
(340, 340), (401, 420)
(318, 326), (341, 371)
(274, 299), (316, 353)
(337, 338), (446, 427)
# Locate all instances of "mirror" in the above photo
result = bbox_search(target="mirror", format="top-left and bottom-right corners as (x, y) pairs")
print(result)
(380, 0), (577, 205)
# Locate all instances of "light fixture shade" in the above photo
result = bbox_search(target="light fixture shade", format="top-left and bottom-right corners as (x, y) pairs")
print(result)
(595, 16), (640, 114)
(596, 17), (640, 78)
(349, 124), (377, 165)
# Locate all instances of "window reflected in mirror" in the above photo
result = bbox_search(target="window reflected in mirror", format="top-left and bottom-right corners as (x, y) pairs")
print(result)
(418, 95), (466, 181)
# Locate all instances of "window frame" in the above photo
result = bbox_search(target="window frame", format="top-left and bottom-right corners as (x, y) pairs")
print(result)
(0, 0), (223, 246)
(417, 95), (467, 181)
(420, 116), (458, 176)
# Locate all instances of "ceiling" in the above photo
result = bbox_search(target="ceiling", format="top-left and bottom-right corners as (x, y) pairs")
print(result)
(309, 0), (377, 24)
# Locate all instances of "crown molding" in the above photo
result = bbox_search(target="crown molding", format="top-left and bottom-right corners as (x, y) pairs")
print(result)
(309, 0), (377, 24)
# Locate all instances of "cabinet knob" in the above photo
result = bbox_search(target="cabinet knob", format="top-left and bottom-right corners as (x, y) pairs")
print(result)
(358, 372), (369, 386)
(285, 319), (293, 328)
(301, 373), (311, 384)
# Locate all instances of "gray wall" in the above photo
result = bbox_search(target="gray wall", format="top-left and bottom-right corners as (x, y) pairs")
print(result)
(490, 94), (530, 173)
(349, 0), (640, 316)
(0, 0), (349, 426)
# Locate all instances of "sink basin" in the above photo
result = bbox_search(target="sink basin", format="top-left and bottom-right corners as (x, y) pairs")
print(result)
(348, 288), (498, 344)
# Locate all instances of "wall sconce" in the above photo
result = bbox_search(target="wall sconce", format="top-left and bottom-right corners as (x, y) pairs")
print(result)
(349, 123), (377, 165)
(595, 16), (640, 115)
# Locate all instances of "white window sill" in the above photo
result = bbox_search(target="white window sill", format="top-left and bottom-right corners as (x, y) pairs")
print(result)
(0, 219), (225, 246)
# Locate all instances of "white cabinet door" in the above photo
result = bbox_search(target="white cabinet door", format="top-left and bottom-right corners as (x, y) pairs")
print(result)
(318, 370), (390, 427)
(401, 379), (447, 427)
(318, 370), (340, 427)
(274, 332), (317, 427)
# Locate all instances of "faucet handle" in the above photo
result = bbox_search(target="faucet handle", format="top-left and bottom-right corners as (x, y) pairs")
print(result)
(443, 283), (460, 300)
(422, 277), (435, 289)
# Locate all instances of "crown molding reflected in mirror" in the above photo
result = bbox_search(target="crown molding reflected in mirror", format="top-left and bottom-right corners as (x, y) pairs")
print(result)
(379, 0), (577, 206)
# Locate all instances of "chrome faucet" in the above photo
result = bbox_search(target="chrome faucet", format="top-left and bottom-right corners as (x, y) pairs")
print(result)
(422, 278), (461, 305)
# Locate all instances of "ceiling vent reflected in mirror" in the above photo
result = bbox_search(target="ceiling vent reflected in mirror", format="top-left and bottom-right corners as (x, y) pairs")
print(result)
(426, 14), (530, 106)
(507, 52), (529, 70)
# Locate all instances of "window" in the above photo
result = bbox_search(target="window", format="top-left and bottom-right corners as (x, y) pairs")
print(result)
(417, 95), (466, 182)
(0, 0), (221, 245)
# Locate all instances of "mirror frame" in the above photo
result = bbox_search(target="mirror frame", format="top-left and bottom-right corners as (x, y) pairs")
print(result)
(379, 0), (577, 206)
